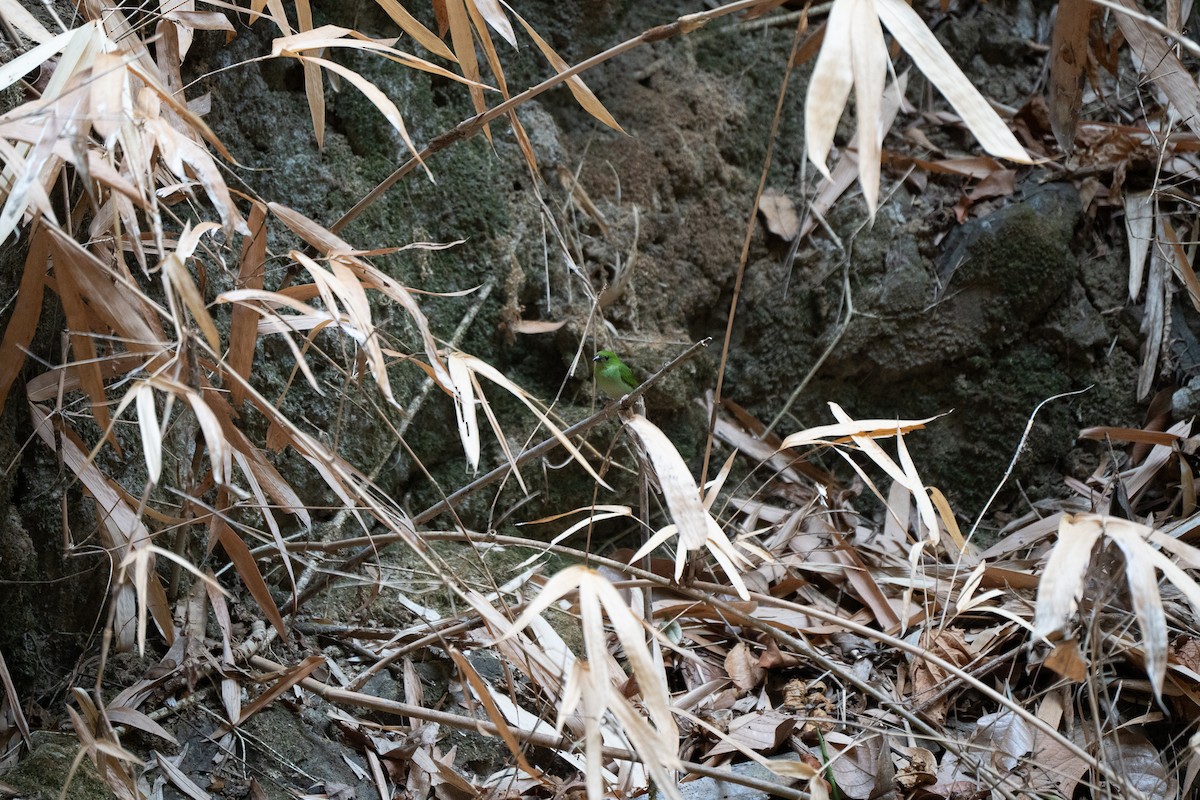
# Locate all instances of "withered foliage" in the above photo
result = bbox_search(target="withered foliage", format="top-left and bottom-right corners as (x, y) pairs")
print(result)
(2, 2), (1200, 800)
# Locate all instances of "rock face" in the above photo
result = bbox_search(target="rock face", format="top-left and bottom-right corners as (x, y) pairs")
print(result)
(0, 0), (1151, 697)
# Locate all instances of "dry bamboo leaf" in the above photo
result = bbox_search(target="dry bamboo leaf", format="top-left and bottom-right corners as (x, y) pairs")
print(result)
(504, 4), (622, 133)
(50, 240), (116, 446)
(472, 0), (516, 47)
(155, 751), (210, 800)
(805, 0), (855, 181)
(162, 221), (222, 351)
(0, 651), (29, 749)
(0, 223), (50, 409)
(1122, 419), (1190, 499)
(832, 542), (901, 631)
(780, 406), (940, 447)
(182, 387), (230, 485)
(1162, 218), (1200, 311)
(501, 566), (680, 800)
(104, 707), (176, 745)
(457, 354), (609, 488)
(1125, 191), (1153, 300)
(511, 319), (565, 334)
(517, 504), (631, 547)
(271, 26), (473, 83)
(165, 10), (235, 34)
(626, 414), (750, 599)
(0, 0), (52, 43)
(1047, 0), (1092, 152)
(1112, 0), (1200, 136)
(445, 0), (487, 128)
(1137, 238), (1168, 400)
(211, 519), (287, 639)
(1031, 514), (1105, 640)
(447, 352), (480, 471)
(229, 202), (268, 406)
(218, 655), (325, 735)
(1078, 425), (1181, 445)
(134, 384), (162, 484)
(294, 0), (325, 148)
(267, 202), (453, 391)
(851, 0), (887, 216)
(373, 0), (457, 61)
(876, 0), (1030, 164)
(706, 711), (796, 759)
(1044, 638), (1088, 682)
(293, 54), (427, 174)
(448, 648), (544, 779)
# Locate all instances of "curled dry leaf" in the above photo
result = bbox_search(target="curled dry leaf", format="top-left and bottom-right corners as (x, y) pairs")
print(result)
(759, 188), (800, 240)
(724, 642), (765, 691)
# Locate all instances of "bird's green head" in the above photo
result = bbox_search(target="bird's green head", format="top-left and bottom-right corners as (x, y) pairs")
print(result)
(593, 350), (619, 367)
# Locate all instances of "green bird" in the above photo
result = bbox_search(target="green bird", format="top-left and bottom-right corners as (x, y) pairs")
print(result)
(592, 350), (638, 399)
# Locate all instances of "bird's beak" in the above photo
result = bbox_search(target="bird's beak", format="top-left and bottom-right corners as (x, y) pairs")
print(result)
(592, 354), (600, 362)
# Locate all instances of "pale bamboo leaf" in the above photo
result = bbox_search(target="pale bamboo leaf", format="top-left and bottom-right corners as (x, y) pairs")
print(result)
(1032, 514), (1105, 638)
(876, 0), (1031, 163)
(805, 0), (855, 177)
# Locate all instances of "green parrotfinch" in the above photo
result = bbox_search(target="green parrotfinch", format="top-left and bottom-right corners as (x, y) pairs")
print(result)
(592, 350), (637, 398)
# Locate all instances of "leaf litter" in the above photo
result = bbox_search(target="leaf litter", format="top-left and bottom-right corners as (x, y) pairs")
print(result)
(2, 1), (1200, 799)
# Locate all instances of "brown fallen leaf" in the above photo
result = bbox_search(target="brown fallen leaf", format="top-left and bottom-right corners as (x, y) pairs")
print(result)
(759, 188), (799, 240)
(725, 641), (766, 691)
